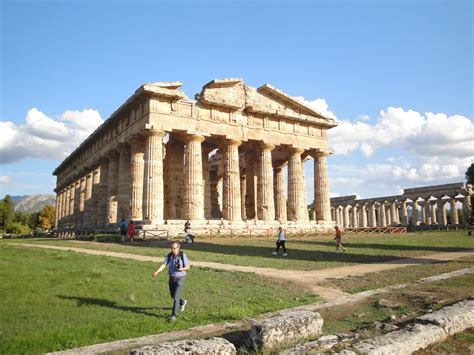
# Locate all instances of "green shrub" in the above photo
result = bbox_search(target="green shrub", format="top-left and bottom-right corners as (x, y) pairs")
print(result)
(6, 222), (31, 235)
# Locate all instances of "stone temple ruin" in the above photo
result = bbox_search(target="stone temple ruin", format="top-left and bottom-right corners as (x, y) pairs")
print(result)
(53, 79), (337, 231)
(330, 182), (473, 228)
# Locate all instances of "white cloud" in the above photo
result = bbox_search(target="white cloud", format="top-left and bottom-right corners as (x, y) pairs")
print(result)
(328, 107), (474, 160)
(293, 96), (337, 119)
(357, 114), (371, 121)
(0, 108), (104, 164)
(0, 175), (12, 184)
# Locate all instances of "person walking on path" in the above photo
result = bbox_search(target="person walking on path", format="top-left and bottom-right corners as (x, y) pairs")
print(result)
(128, 220), (135, 243)
(152, 241), (190, 321)
(119, 219), (128, 243)
(183, 220), (194, 243)
(272, 226), (287, 256)
(334, 226), (346, 252)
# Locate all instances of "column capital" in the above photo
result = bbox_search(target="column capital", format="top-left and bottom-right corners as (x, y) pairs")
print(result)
(106, 149), (119, 159)
(290, 147), (305, 155)
(184, 133), (206, 143)
(258, 142), (275, 151)
(144, 129), (166, 137)
(223, 138), (242, 147)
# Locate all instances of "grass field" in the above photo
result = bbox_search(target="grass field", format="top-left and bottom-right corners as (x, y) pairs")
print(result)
(0, 245), (317, 354)
(0, 230), (473, 353)
(3, 230), (473, 271)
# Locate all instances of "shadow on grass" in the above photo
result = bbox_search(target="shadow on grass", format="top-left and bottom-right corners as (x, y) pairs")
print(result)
(290, 240), (474, 253)
(57, 295), (170, 318)
(121, 240), (453, 265)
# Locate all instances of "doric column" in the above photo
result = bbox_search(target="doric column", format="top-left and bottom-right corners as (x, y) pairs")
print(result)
(106, 151), (119, 225)
(360, 204), (367, 227)
(369, 203), (377, 227)
(117, 144), (131, 221)
(57, 191), (63, 226)
(84, 171), (93, 227)
(343, 205), (350, 228)
(412, 200), (420, 225)
(142, 129), (166, 223)
(79, 176), (86, 227)
(130, 137), (145, 221)
(222, 139), (242, 222)
(245, 151), (257, 219)
(60, 190), (66, 221)
(165, 140), (184, 219)
(73, 180), (81, 227)
(430, 201), (437, 224)
(68, 184), (75, 223)
(183, 134), (205, 220)
(379, 203), (387, 226)
(386, 204), (392, 226)
(334, 207), (340, 226)
(350, 206), (357, 227)
(274, 165), (287, 222)
(210, 169), (222, 218)
(313, 152), (331, 221)
(400, 201), (408, 225)
(240, 171), (246, 219)
(437, 199), (447, 226)
(450, 198), (459, 225)
(288, 148), (308, 222)
(257, 143), (275, 221)
(97, 159), (109, 227)
(338, 207), (344, 227)
(390, 202), (397, 225)
(202, 146), (212, 219)
(90, 167), (101, 228)
(64, 187), (71, 220)
(424, 202), (432, 225)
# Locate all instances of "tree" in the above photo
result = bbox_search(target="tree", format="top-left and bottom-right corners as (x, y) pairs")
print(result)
(38, 205), (55, 229)
(2, 195), (15, 230)
(466, 163), (474, 184)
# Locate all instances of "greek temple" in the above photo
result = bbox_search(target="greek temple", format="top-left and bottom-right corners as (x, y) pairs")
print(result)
(53, 79), (337, 231)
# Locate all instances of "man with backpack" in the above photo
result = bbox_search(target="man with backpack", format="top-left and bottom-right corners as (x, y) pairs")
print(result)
(152, 241), (190, 321)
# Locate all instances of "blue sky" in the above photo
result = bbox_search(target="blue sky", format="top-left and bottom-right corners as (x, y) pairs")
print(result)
(1, 0), (473, 200)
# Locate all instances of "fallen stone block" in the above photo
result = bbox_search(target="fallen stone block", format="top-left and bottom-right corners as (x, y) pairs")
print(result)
(130, 337), (236, 355)
(416, 298), (474, 336)
(280, 333), (358, 354)
(249, 310), (323, 351)
(352, 323), (447, 355)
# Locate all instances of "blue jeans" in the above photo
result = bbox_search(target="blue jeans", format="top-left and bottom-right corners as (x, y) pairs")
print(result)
(168, 277), (185, 316)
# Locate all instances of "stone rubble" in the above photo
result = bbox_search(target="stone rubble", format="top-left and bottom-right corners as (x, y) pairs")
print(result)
(130, 337), (236, 355)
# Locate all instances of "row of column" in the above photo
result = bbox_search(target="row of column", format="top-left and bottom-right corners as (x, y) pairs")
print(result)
(332, 197), (471, 228)
(55, 131), (332, 228)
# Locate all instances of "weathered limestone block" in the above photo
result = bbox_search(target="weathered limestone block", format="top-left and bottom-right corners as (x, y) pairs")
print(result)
(280, 333), (358, 354)
(352, 323), (447, 355)
(130, 337), (236, 355)
(249, 310), (323, 351)
(416, 299), (474, 335)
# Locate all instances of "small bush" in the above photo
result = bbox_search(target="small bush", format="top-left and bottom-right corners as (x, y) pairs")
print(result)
(6, 222), (31, 235)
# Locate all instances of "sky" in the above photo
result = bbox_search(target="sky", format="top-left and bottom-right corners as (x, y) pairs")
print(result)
(0, 0), (473, 201)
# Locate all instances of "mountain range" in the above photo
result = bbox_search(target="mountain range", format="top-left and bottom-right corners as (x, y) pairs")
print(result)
(12, 194), (56, 213)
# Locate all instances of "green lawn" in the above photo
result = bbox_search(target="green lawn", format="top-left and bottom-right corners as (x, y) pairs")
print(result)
(4, 230), (473, 271)
(0, 245), (318, 354)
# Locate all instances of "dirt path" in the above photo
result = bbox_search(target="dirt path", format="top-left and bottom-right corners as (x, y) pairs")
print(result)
(6, 243), (474, 299)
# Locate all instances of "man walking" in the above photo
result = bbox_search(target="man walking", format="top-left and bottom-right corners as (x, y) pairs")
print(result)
(152, 241), (190, 321)
(272, 226), (287, 256)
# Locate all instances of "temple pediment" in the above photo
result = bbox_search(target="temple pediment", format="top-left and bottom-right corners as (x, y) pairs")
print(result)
(198, 78), (336, 126)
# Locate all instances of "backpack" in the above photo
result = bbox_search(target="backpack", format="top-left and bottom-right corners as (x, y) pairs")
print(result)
(166, 251), (186, 268)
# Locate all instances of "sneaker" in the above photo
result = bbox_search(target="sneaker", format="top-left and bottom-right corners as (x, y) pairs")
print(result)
(283, 253), (288, 257)
(271, 251), (277, 256)
(168, 315), (177, 322)
(180, 299), (187, 312)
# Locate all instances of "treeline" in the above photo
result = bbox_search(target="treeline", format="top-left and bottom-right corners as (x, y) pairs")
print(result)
(0, 195), (56, 235)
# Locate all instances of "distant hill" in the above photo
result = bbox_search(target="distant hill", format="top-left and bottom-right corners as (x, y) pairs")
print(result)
(13, 194), (56, 213)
